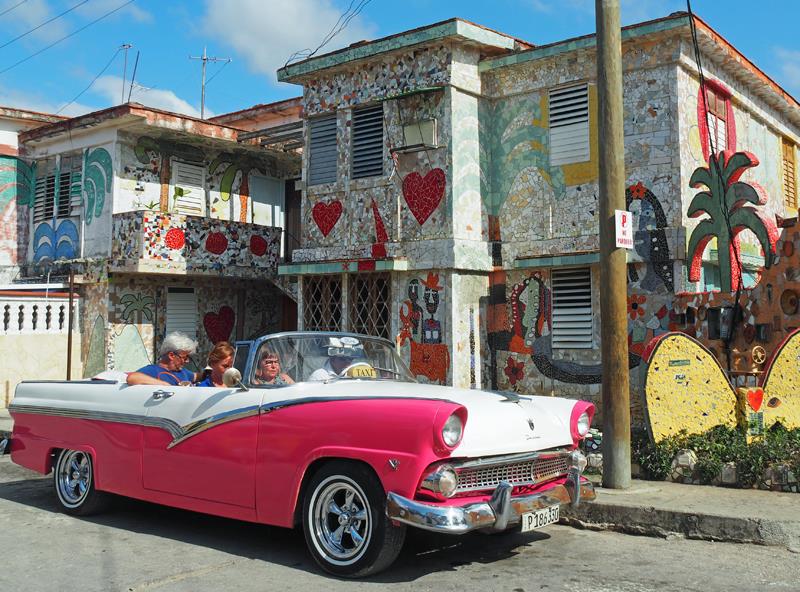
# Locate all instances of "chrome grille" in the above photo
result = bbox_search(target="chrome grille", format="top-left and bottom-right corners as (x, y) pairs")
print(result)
(455, 453), (570, 494)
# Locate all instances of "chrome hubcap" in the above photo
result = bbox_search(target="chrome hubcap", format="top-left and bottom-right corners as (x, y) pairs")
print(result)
(312, 479), (370, 563)
(56, 450), (91, 507)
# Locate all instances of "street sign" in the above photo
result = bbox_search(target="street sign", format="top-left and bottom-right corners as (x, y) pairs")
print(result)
(615, 209), (634, 249)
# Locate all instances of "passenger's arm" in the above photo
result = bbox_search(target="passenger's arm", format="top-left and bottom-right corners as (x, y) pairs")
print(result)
(126, 372), (170, 386)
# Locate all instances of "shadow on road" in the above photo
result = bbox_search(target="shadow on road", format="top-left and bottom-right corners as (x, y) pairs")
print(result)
(0, 464), (550, 583)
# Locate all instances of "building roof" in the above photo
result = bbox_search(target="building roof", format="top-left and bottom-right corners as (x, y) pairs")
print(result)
(19, 102), (244, 146)
(208, 97), (302, 126)
(277, 17), (529, 82)
(0, 105), (65, 125)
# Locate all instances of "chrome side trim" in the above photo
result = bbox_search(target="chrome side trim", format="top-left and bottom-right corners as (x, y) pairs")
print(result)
(9, 404), (183, 439)
(386, 479), (596, 534)
(167, 405), (261, 449)
(259, 395), (453, 414)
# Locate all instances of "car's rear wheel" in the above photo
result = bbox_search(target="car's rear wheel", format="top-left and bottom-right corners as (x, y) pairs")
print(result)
(53, 449), (110, 516)
(302, 461), (406, 577)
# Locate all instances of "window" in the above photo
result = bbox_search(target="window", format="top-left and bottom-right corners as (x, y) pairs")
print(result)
(349, 273), (390, 339)
(549, 84), (590, 166)
(704, 86), (728, 155)
(165, 287), (197, 340)
(351, 104), (384, 179)
(303, 275), (342, 331)
(171, 160), (206, 216)
(33, 155), (82, 224)
(308, 114), (337, 186)
(550, 267), (593, 349)
(783, 138), (797, 210)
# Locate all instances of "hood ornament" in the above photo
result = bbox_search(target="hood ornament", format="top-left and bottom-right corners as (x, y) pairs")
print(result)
(527, 418), (535, 431)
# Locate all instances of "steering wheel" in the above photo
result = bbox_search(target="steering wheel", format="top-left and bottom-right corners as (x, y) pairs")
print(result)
(339, 361), (377, 378)
(751, 345), (767, 365)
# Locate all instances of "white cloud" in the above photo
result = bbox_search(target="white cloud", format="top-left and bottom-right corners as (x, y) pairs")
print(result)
(775, 48), (800, 95)
(0, 86), (94, 116)
(1, 0), (68, 44)
(201, 0), (376, 84)
(93, 75), (209, 118)
(76, 0), (152, 23)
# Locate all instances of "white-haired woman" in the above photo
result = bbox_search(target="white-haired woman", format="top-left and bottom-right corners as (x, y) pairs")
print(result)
(126, 332), (198, 386)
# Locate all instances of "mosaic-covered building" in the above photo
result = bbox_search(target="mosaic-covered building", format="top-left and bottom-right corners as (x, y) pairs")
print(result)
(5, 102), (301, 378)
(276, 12), (800, 414)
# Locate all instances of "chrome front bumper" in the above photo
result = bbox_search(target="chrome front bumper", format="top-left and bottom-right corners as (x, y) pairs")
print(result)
(386, 470), (595, 534)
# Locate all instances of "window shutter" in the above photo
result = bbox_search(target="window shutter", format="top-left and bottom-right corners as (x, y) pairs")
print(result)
(171, 160), (206, 216)
(351, 105), (384, 179)
(308, 114), (337, 186)
(783, 139), (797, 210)
(551, 267), (593, 349)
(166, 288), (197, 339)
(549, 84), (590, 166)
(33, 175), (54, 224)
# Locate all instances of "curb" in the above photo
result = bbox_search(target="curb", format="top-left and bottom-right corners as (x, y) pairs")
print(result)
(562, 500), (800, 552)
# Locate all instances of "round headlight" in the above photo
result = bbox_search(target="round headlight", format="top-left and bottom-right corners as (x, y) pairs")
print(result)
(442, 413), (463, 447)
(577, 411), (590, 437)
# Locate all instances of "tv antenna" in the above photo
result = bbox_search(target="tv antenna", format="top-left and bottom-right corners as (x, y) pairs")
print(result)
(189, 46), (231, 119)
(120, 43), (132, 104)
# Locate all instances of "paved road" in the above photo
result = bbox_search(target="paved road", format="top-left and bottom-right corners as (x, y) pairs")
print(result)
(1, 457), (798, 592)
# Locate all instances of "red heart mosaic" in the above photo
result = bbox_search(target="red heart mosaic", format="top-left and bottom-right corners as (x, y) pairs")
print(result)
(371, 199), (388, 243)
(250, 235), (268, 256)
(312, 200), (342, 237)
(203, 305), (235, 344)
(205, 232), (228, 254)
(402, 168), (446, 226)
(747, 388), (764, 412)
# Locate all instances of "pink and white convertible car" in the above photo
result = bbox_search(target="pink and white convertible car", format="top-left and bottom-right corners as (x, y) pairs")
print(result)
(4, 331), (595, 577)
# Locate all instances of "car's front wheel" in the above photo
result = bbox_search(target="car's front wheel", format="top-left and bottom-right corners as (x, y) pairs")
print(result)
(53, 449), (110, 516)
(302, 461), (406, 577)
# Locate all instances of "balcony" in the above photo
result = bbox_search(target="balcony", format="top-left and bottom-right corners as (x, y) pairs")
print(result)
(111, 211), (282, 279)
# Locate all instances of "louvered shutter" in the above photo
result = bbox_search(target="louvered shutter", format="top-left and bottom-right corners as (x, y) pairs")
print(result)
(165, 288), (197, 340)
(549, 84), (590, 166)
(782, 139), (797, 209)
(351, 105), (384, 179)
(551, 267), (593, 349)
(171, 160), (206, 216)
(308, 114), (337, 186)
(33, 175), (54, 224)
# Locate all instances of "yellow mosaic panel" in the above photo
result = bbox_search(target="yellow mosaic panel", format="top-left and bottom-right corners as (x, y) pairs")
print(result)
(761, 330), (800, 429)
(642, 333), (737, 442)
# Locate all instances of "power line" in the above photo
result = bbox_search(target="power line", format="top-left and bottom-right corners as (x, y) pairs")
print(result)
(0, 0), (89, 51)
(205, 59), (230, 86)
(0, 0), (135, 76)
(0, 0), (28, 19)
(56, 47), (121, 114)
(284, 0), (372, 66)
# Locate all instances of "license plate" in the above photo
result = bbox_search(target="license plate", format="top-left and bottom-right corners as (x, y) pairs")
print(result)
(520, 505), (560, 533)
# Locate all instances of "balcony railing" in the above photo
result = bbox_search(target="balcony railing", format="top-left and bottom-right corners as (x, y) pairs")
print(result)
(111, 211), (282, 278)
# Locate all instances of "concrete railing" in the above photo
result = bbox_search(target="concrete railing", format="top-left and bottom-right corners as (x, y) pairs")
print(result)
(0, 295), (77, 335)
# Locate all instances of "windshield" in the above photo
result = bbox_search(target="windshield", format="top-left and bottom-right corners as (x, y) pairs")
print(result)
(250, 333), (416, 385)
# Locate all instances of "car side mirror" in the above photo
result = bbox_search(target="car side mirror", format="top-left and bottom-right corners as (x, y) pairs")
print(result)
(222, 368), (247, 390)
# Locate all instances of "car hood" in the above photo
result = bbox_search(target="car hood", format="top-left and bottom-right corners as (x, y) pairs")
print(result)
(291, 380), (579, 457)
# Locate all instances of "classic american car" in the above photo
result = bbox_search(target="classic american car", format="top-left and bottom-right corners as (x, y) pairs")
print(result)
(4, 331), (596, 577)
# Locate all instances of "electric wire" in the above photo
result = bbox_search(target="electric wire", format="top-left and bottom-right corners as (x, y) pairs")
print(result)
(0, 0), (135, 76)
(57, 47), (121, 114)
(284, 0), (372, 67)
(686, 0), (745, 370)
(0, 0), (89, 51)
(0, 0), (28, 19)
(205, 59), (230, 86)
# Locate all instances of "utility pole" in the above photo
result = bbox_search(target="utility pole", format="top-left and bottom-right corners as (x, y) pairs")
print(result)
(596, 0), (631, 489)
(189, 47), (231, 119)
(120, 43), (132, 104)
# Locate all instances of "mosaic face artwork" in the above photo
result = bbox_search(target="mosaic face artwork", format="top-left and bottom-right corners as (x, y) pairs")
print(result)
(398, 272), (449, 383)
(82, 147), (112, 225)
(203, 305), (235, 344)
(401, 168), (446, 225)
(626, 182), (673, 292)
(312, 200), (343, 237)
(641, 330), (800, 443)
(687, 151), (778, 293)
(32, 219), (79, 262)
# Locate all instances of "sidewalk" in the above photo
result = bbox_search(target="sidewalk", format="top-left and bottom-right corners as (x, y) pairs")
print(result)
(564, 477), (800, 552)
(1, 406), (797, 551)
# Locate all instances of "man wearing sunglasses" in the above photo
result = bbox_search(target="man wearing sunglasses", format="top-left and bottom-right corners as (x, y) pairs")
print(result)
(126, 332), (198, 386)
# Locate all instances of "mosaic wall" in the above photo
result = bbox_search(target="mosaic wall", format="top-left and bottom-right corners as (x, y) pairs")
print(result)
(0, 156), (34, 274)
(111, 211), (282, 278)
(81, 144), (114, 258)
(115, 131), (299, 221)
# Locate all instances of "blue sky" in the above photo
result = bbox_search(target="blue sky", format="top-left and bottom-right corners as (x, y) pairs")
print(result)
(0, 0), (798, 119)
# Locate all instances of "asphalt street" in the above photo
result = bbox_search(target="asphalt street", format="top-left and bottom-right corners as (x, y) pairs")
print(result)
(1, 457), (798, 592)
